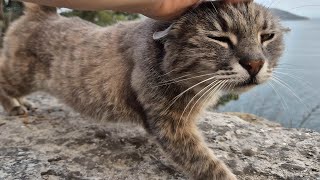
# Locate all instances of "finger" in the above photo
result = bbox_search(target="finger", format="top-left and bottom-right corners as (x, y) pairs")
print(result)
(224, 0), (253, 3)
(194, 0), (205, 8)
(181, 0), (204, 9)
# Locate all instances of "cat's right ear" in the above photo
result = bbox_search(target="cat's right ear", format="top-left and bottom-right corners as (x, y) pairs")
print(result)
(153, 24), (173, 41)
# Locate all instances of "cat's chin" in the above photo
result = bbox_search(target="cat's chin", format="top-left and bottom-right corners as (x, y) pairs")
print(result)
(231, 78), (267, 93)
(232, 85), (256, 94)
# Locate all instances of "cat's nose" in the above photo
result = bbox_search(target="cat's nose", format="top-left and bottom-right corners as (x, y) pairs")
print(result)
(239, 59), (265, 77)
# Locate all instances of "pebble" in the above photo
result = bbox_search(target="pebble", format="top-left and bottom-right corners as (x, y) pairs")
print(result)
(242, 147), (258, 157)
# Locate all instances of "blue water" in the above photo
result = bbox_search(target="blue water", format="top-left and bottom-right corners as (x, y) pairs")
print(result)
(219, 19), (320, 132)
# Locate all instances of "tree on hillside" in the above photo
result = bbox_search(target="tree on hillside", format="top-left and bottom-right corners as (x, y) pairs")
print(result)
(61, 10), (140, 26)
(0, 0), (23, 46)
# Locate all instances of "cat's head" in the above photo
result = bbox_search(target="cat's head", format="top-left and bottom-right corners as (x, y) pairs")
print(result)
(155, 1), (286, 93)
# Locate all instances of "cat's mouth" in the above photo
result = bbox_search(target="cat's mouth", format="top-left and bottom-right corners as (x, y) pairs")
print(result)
(237, 77), (260, 87)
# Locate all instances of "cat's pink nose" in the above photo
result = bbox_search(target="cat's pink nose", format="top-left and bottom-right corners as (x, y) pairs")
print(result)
(239, 59), (265, 77)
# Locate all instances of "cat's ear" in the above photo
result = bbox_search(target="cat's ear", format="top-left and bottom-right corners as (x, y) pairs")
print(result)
(153, 24), (173, 40)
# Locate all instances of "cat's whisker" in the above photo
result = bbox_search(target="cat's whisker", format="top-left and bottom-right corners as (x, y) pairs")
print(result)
(164, 76), (217, 113)
(276, 63), (300, 68)
(225, 80), (235, 92)
(263, 2), (320, 12)
(184, 80), (228, 130)
(186, 80), (228, 128)
(271, 75), (309, 109)
(273, 71), (317, 94)
(156, 69), (179, 78)
(266, 0), (280, 9)
(267, 81), (289, 112)
(156, 69), (207, 79)
(184, 80), (227, 124)
(175, 80), (221, 137)
(202, 80), (229, 110)
(157, 72), (216, 87)
(273, 67), (307, 71)
(158, 70), (236, 87)
(210, 1), (219, 14)
(156, 74), (195, 86)
(289, 5), (320, 11)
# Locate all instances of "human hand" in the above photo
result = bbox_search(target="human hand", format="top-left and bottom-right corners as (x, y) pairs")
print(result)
(224, 0), (253, 3)
(141, 0), (202, 21)
(142, 0), (253, 21)
(16, 0), (251, 21)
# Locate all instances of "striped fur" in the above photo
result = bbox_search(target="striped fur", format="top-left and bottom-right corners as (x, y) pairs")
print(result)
(0, 2), (285, 179)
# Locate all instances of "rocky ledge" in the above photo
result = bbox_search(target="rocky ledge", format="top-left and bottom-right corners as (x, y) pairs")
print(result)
(0, 93), (319, 180)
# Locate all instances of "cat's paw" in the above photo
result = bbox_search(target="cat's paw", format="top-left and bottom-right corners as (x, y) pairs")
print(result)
(21, 101), (33, 110)
(9, 106), (28, 116)
(196, 170), (237, 180)
(219, 170), (237, 180)
(225, 174), (237, 180)
(18, 99), (34, 110)
(209, 173), (237, 180)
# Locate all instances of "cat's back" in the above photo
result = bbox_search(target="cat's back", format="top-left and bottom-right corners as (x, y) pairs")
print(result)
(5, 3), (146, 56)
(5, 10), (111, 54)
(1, 4), (146, 122)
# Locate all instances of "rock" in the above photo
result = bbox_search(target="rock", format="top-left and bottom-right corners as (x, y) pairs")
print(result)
(0, 93), (319, 180)
(242, 147), (258, 157)
(0, 121), (5, 127)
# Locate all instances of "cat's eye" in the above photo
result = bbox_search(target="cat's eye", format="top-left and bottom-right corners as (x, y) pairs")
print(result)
(261, 33), (275, 43)
(207, 35), (234, 48)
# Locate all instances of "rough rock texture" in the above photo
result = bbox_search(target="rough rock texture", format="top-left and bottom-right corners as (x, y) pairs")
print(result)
(0, 93), (319, 180)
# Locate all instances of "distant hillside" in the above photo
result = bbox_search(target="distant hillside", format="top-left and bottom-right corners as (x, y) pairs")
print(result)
(271, 8), (309, 20)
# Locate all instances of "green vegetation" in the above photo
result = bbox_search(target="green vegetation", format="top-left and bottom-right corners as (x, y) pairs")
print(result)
(61, 10), (140, 26)
(217, 94), (239, 107)
(1, 1), (23, 41)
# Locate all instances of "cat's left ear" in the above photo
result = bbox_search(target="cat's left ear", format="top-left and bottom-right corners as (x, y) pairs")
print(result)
(153, 24), (173, 40)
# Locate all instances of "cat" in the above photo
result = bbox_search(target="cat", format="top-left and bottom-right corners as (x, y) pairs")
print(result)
(0, 1), (286, 179)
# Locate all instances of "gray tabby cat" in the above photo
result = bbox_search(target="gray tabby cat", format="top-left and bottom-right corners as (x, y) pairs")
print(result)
(0, 1), (285, 179)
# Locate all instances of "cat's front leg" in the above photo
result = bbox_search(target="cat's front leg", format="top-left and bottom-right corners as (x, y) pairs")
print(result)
(0, 89), (28, 116)
(145, 115), (237, 180)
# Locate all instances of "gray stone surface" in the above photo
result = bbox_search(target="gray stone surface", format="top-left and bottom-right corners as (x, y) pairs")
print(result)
(0, 93), (319, 180)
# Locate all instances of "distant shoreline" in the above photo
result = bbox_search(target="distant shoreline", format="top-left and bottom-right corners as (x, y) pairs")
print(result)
(271, 8), (309, 21)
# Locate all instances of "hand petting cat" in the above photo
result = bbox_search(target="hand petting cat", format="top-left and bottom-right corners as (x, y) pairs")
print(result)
(17, 0), (250, 20)
(144, 0), (253, 20)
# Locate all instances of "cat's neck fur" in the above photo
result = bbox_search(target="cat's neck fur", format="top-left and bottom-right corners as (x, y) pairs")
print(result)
(115, 19), (218, 123)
